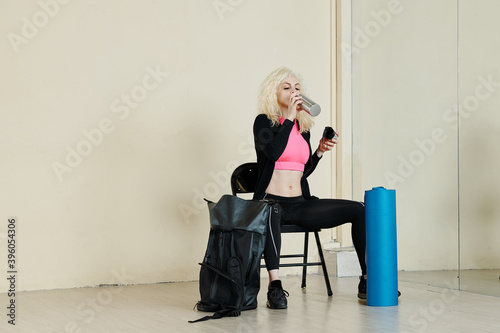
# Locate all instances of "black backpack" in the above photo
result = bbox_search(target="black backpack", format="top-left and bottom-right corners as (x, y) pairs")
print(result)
(189, 195), (280, 323)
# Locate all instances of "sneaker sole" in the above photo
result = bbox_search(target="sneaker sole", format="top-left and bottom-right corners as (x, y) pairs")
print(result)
(266, 301), (287, 309)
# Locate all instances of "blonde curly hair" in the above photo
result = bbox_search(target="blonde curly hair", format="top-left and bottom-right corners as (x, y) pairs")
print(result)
(257, 67), (314, 133)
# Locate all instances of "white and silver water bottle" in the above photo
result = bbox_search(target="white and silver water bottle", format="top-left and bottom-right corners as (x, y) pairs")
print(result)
(299, 95), (321, 117)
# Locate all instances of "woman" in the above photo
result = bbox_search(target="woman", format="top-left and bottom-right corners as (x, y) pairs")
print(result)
(253, 67), (367, 309)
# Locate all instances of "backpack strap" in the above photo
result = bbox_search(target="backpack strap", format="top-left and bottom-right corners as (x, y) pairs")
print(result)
(189, 259), (244, 323)
(188, 307), (241, 323)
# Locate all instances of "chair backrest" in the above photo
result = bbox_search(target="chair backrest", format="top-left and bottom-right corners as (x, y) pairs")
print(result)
(231, 163), (318, 233)
(231, 162), (259, 196)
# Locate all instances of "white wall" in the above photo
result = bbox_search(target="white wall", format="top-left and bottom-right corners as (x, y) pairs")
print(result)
(0, 0), (334, 291)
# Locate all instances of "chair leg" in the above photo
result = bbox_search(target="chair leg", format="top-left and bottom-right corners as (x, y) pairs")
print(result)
(314, 231), (333, 296)
(301, 232), (309, 289)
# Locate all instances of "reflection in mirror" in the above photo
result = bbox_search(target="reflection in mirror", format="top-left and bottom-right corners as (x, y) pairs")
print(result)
(458, 0), (500, 297)
(350, 0), (459, 291)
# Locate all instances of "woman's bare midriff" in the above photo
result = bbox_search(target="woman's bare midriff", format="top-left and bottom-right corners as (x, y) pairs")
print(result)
(265, 169), (303, 197)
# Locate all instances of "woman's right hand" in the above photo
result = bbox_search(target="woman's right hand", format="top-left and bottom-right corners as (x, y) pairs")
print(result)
(286, 91), (302, 121)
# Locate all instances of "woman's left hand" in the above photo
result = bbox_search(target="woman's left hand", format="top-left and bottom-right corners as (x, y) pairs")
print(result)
(316, 136), (338, 157)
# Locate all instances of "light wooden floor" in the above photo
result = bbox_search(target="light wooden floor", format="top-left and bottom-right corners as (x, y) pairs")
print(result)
(1, 274), (500, 333)
(400, 269), (500, 297)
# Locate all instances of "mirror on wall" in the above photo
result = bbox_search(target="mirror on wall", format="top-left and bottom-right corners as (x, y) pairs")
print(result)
(350, 0), (500, 297)
(350, 0), (461, 292)
(458, 0), (500, 297)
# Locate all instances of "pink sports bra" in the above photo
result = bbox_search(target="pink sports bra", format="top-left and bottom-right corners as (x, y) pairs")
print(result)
(274, 117), (309, 172)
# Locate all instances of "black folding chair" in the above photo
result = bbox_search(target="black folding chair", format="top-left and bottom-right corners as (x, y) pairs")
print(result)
(230, 162), (333, 296)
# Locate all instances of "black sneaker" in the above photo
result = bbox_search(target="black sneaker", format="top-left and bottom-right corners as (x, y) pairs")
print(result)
(358, 276), (367, 299)
(267, 280), (289, 309)
(357, 276), (402, 299)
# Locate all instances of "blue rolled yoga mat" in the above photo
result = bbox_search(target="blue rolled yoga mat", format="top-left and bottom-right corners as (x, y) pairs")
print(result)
(365, 187), (398, 306)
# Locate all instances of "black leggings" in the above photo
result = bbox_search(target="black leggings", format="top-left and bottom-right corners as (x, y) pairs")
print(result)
(263, 194), (367, 275)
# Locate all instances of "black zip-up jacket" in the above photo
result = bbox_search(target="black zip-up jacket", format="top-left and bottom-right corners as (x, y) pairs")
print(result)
(252, 114), (322, 200)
